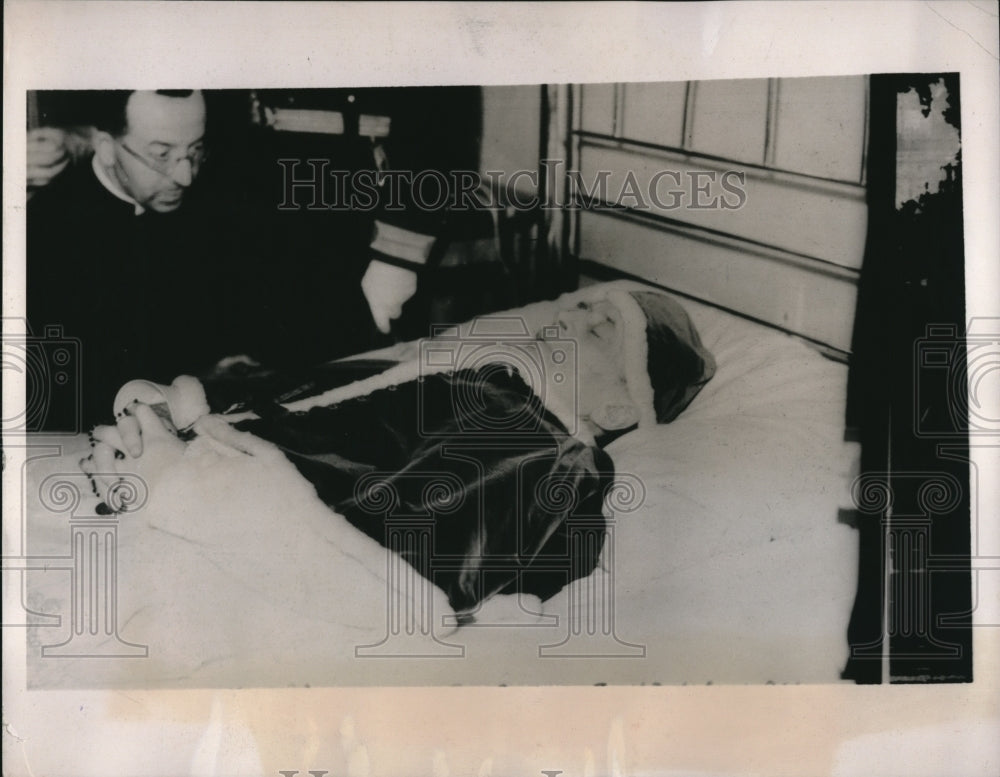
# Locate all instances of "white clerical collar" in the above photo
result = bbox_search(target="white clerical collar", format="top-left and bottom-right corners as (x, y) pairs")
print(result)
(92, 154), (145, 215)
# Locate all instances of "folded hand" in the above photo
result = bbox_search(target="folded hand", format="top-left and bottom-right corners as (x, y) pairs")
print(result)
(80, 403), (186, 512)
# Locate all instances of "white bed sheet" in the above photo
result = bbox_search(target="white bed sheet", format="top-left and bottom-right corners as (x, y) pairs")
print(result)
(20, 280), (859, 687)
(448, 282), (861, 684)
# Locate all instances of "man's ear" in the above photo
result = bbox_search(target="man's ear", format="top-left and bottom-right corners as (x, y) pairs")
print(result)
(92, 130), (116, 167)
(590, 401), (641, 431)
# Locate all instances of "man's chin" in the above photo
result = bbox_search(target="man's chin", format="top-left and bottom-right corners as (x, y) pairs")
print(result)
(149, 195), (184, 213)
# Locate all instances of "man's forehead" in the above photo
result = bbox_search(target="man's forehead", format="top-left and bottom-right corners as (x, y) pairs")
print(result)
(125, 91), (206, 144)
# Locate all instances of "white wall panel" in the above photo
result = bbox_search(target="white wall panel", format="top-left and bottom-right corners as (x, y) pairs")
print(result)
(689, 79), (769, 164)
(577, 143), (868, 269)
(577, 211), (859, 352)
(621, 81), (687, 148)
(580, 82), (616, 135)
(773, 76), (867, 182)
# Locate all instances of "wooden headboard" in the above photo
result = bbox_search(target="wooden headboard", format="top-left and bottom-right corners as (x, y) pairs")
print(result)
(545, 77), (870, 359)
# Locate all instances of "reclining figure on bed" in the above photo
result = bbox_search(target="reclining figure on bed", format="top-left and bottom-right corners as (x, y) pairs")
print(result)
(82, 287), (715, 616)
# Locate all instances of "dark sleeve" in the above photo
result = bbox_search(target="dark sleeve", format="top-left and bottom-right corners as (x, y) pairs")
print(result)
(201, 357), (401, 415)
(26, 176), (79, 337)
(206, 87), (488, 367)
(25, 178), (103, 431)
(367, 86), (483, 265)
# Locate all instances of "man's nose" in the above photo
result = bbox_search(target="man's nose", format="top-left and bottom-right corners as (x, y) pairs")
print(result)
(169, 159), (194, 188)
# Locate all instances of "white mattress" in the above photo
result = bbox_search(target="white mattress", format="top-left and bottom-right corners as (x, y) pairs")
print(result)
(19, 280), (859, 687)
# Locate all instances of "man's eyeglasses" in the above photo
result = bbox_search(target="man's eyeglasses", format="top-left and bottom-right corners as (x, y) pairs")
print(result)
(116, 139), (208, 177)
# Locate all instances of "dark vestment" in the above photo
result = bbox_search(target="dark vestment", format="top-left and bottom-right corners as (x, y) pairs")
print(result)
(200, 360), (614, 613)
(26, 162), (386, 431)
(27, 163), (246, 430)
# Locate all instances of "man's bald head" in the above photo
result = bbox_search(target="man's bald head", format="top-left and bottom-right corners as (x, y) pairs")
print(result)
(94, 90), (205, 139)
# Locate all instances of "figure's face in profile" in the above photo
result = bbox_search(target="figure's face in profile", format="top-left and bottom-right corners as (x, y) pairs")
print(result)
(110, 91), (207, 213)
(541, 299), (632, 424)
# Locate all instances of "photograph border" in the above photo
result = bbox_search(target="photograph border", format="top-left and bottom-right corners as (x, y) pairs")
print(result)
(4, 2), (999, 776)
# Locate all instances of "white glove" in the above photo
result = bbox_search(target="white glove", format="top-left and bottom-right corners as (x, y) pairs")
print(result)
(361, 259), (419, 334)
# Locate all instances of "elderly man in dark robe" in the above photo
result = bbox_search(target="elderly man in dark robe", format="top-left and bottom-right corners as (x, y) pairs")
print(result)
(82, 288), (716, 615)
